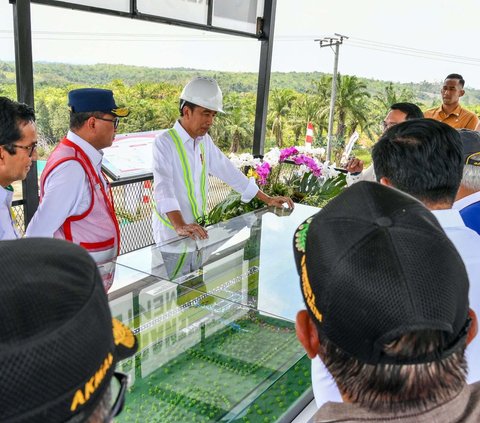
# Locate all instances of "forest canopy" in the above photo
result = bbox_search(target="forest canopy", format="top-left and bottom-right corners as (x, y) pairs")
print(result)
(2, 61), (479, 161)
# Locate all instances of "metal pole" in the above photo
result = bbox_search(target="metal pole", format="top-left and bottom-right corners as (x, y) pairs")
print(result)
(253, 0), (277, 157)
(315, 34), (347, 163)
(326, 42), (340, 164)
(11, 0), (39, 226)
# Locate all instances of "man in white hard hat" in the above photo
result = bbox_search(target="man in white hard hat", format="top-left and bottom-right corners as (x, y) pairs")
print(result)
(152, 77), (293, 243)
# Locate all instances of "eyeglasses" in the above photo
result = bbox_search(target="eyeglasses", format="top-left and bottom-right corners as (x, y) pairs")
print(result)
(96, 116), (120, 130)
(105, 372), (129, 421)
(10, 142), (37, 157)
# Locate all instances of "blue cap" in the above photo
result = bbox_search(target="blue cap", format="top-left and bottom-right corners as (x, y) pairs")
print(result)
(68, 88), (129, 117)
(458, 129), (480, 165)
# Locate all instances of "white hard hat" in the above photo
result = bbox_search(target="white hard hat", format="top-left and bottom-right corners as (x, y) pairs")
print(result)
(180, 77), (224, 113)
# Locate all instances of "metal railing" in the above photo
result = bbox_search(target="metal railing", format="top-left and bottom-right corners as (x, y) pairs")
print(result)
(13, 174), (232, 254)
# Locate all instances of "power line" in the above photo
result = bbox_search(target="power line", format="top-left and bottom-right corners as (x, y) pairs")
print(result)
(346, 42), (480, 67)
(2, 28), (480, 66)
(349, 36), (480, 61)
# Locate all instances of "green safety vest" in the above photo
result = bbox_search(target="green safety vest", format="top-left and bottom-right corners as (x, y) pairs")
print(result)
(155, 129), (207, 229)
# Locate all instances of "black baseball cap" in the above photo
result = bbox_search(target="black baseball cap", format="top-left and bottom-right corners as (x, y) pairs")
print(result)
(68, 88), (129, 117)
(458, 129), (480, 166)
(0, 238), (137, 423)
(293, 182), (470, 365)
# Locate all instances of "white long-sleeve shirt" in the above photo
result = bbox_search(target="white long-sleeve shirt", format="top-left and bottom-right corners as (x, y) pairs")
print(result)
(152, 121), (258, 243)
(26, 131), (108, 238)
(0, 186), (19, 240)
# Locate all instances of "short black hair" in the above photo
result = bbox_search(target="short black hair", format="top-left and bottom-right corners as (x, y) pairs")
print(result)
(0, 97), (35, 152)
(445, 73), (465, 88)
(390, 102), (423, 120)
(179, 100), (198, 117)
(69, 111), (105, 130)
(372, 118), (464, 206)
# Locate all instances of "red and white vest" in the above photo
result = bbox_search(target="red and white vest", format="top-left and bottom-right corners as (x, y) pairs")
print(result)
(40, 138), (120, 290)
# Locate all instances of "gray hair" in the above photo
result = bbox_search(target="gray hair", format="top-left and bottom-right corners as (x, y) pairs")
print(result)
(461, 164), (480, 191)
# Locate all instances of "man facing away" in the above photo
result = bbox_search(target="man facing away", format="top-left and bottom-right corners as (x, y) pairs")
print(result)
(27, 88), (128, 290)
(0, 238), (137, 422)
(424, 73), (479, 130)
(0, 96), (37, 240)
(152, 76), (293, 243)
(345, 102), (423, 183)
(294, 181), (479, 422)
(372, 118), (480, 380)
(453, 129), (480, 235)
(311, 118), (480, 407)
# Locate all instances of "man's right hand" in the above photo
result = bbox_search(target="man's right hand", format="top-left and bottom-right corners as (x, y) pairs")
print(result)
(345, 157), (364, 174)
(166, 210), (209, 240)
(176, 223), (208, 240)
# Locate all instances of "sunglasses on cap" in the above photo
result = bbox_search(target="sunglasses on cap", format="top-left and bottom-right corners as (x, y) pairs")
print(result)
(466, 151), (480, 166)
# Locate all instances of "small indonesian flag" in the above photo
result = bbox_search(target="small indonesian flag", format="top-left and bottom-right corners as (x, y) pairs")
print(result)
(143, 180), (152, 204)
(305, 122), (314, 149)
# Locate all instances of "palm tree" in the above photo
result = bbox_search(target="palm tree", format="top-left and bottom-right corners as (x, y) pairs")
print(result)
(268, 88), (296, 148)
(334, 74), (371, 143)
(221, 93), (254, 153)
(156, 100), (179, 129)
(374, 82), (415, 117)
(290, 93), (326, 144)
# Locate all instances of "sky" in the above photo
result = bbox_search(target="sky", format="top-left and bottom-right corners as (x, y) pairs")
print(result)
(1, 0), (480, 88)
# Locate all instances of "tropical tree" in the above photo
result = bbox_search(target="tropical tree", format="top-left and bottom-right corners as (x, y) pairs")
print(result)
(221, 92), (255, 153)
(35, 86), (70, 144)
(268, 88), (296, 148)
(334, 74), (371, 142)
(373, 82), (415, 118)
(290, 93), (326, 145)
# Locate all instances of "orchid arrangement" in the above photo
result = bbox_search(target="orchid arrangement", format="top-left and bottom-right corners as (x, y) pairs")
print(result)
(207, 146), (347, 224)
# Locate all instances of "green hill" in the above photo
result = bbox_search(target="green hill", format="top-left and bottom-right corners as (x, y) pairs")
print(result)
(2, 60), (480, 107)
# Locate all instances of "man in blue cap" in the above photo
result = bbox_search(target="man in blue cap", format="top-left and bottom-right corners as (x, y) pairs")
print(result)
(26, 88), (129, 290)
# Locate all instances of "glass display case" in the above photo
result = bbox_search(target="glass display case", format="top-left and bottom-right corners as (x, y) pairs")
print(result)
(108, 203), (320, 422)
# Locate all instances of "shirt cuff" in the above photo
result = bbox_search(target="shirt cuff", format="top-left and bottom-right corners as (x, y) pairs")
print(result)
(346, 172), (362, 187)
(158, 197), (181, 214)
(240, 177), (259, 203)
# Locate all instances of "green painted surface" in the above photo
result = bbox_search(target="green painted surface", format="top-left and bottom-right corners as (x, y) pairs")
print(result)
(117, 315), (310, 422)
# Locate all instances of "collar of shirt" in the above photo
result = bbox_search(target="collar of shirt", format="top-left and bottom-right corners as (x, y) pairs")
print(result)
(441, 103), (462, 118)
(453, 191), (480, 211)
(67, 130), (104, 171)
(0, 185), (13, 206)
(312, 384), (469, 423)
(431, 208), (467, 229)
(174, 120), (205, 146)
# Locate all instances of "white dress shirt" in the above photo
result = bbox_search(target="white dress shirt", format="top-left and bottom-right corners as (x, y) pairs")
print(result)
(432, 209), (480, 384)
(152, 121), (258, 243)
(26, 131), (108, 238)
(311, 207), (480, 407)
(453, 191), (480, 212)
(0, 186), (19, 240)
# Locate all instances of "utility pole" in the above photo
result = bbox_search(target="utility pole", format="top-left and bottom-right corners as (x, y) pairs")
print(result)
(315, 33), (348, 163)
